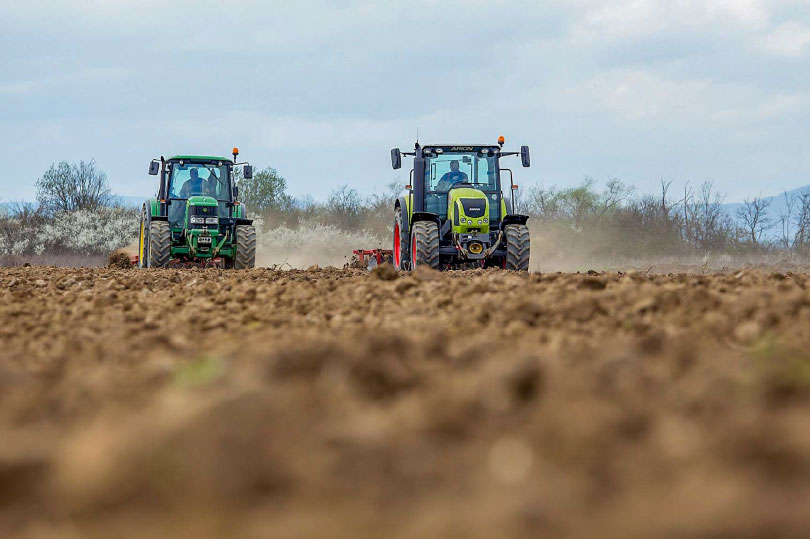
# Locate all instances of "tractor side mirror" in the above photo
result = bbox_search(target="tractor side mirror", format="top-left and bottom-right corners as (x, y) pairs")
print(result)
(391, 148), (402, 170)
(244, 165), (253, 179)
(520, 146), (531, 168)
(148, 161), (159, 175)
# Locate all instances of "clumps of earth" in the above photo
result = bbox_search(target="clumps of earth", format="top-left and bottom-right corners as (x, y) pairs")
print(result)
(1, 266), (810, 538)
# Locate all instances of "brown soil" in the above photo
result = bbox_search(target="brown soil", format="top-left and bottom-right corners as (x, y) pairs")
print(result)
(1, 266), (810, 538)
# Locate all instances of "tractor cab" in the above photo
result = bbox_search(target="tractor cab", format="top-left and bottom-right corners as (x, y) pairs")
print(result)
(390, 137), (531, 271)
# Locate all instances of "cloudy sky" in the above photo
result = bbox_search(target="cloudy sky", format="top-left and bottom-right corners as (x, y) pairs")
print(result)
(1, 0), (809, 203)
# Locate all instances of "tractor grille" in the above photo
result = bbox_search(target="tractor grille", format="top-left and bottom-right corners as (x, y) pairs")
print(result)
(460, 198), (486, 218)
(191, 206), (217, 217)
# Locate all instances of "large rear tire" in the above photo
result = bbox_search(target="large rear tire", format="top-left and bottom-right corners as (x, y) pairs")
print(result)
(234, 225), (256, 269)
(393, 206), (409, 271)
(149, 221), (171, 268)
(410, 221), (440, 270)
(505, 224), (530, 271)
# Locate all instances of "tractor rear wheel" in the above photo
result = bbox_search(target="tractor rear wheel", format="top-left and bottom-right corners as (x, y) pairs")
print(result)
(149, 221), (171, 268)
(234, 225), (256, 269)
(505, 224), (530, 271)
(410, 221), (440, 270)
(392, 206), (409, 271)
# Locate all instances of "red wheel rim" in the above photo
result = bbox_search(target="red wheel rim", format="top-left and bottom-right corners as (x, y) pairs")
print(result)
(411, 234), (417, 268)
(393, 223), (401, 267)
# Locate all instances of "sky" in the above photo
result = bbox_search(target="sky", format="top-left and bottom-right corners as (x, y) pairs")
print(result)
(1, 0), (810, 203)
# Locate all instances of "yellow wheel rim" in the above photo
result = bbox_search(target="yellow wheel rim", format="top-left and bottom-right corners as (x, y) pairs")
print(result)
(139, 220), (145, 265)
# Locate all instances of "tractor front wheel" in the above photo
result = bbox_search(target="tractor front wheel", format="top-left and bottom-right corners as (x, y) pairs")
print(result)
(234, 225), (256, 269)
(149, 221), (171, 268)
(410, 221), (440, 270)
(504, 224), (530, 271)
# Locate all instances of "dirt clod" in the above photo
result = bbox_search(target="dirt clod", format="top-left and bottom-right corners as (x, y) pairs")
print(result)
(371, 262), (398, 280)
(107, 249), (132, 269)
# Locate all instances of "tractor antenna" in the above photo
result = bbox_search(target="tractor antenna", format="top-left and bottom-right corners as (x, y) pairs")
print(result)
(416, 127), (419, 146)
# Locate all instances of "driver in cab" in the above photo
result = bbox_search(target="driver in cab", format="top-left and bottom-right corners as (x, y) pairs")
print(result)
(178, 168), (212, 198)
(436, 160), (468, 191)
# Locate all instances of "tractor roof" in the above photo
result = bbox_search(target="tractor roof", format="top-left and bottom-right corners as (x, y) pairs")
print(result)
(423, 145), (501, 151)
(167, 155), (232, 162)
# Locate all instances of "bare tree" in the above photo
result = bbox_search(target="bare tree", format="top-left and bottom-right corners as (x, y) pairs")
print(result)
(597, 178), (633, 218)
(36, 160), (112, 214)
(778, 190), (796, 249)
(686, 181), (731, 251)
(327, 184), (363, 229)
(794, 188), (810, 250)
(736, 195), (773, 245)
(680, 181), (693, 244)
(660, 178), (674, 219)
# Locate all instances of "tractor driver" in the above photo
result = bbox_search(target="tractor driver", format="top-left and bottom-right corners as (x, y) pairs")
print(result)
(436, 160), (468, 191)
(179, 168), (205, 198)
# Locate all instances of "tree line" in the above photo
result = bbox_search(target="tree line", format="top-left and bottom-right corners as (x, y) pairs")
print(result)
(2, 159), (809, 264)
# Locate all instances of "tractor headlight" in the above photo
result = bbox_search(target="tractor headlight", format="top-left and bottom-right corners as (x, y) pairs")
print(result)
(478, 220), (483, 225)
(190, 216), (206, 225)
(484, 218), (488, 224)
(205, 217), (218, 225)
(460, 218), (466, 224)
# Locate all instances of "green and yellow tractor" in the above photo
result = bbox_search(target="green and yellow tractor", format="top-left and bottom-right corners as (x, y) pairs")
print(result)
(137, 148), (256, 269)
(390, 137), (531, 271)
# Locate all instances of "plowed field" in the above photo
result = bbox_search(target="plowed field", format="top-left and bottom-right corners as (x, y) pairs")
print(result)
(2, 266), (810, 538)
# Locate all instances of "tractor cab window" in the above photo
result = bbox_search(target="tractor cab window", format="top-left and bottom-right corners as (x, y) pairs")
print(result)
(423, 151), (500, 220)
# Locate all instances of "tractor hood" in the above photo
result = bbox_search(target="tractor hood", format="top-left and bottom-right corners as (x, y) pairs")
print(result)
(187, 195), (218, 207)
(448, 188), (490, 233)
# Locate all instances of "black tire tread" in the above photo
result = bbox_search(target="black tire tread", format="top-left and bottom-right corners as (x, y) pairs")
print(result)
(149, 221), (171, 268)
(411, 221), (440, 269)
(234, 225), (257, 269)
(505, 224), (530, 271)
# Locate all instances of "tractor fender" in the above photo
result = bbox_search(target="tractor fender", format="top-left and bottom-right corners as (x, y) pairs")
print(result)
(232, 202), (247, 219)
(147, 198), (168, 221)
(411, 211), (441, 228)
(500, 214), (529, 230)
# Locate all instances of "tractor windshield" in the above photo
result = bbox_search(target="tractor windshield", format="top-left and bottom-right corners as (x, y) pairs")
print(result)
(423, 150), (500, 221)
(167, 162), (232, 202)
(425, 152), (499, 193)
(166, 161), (233, 228)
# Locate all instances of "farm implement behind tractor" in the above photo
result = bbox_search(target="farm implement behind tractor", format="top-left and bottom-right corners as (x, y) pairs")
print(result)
(136, 148), (257, 269)
(386, 136), (531, 271)
(351, 249), (393, 270)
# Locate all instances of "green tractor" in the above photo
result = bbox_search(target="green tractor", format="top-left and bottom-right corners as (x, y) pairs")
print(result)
(390, 137), (531, 271)
(138, 148), (257, 269)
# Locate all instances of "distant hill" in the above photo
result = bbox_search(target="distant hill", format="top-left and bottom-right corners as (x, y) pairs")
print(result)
(722, 185), (809, 239)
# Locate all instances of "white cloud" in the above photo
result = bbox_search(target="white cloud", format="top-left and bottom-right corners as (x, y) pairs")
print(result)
(0, 81), (37, 95)
(758, 21), (810, 57)
(568, 0), (771, 43)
